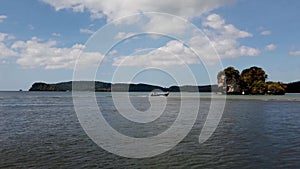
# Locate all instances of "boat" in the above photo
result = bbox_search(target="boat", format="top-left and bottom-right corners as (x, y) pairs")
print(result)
(150, 91), (169, 97)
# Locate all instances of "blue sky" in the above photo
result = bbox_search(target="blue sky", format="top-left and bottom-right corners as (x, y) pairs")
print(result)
(0, 0), (300, 90)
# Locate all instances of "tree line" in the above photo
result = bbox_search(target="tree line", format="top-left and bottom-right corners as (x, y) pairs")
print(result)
(217, 66), (286, 95)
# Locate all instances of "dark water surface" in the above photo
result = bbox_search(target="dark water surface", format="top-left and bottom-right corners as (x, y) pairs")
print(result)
(1, 92), (300, 168)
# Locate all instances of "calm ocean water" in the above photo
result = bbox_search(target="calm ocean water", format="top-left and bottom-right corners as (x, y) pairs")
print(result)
(1, 92), (300, 168)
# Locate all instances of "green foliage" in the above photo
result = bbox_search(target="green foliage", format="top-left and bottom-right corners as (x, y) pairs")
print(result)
(224, 66), (240, 85)
(240, 66), (268, 95)
(251, 80), (267, 95)
(267, 82), (287, 95)
(29, 82), (64, 91)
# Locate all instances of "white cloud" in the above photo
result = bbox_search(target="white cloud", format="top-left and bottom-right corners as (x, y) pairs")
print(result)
(289, 51), (300, 56)
(261, 30), (271, 36)
(52, 33), (61, 37)
(113, 13), (260, 67)
(0, 43), (17, 59)
(0, 33), (7, 41)
(90, 12), (105, 20)
(0, 15), (7, 22)
(143, 15), (190, 35)
(0, 33), (15, 41)
(202, 14), (252, 39)
(202, 14), (225, 29)
(0, 33), (17, 59)
(113, 40), (199, 67)
(72, 3), (85, 12)
(11, 37), (104, 69)
(42, 0), (234, 22)
(265, 44), (277, 51)
(108, 50), (118, 56)
(42, 0), (235, 36)
(114, 32), (135, 40)
(80, 28), (95, 34)
(201, 14), (259, 58)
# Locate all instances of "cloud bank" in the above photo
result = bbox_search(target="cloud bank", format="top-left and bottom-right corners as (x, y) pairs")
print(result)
(1, 1), (262, 69)
(0, 35), (103, 69)
(41, 0), (234, 21)
(113, 14), (260, 67)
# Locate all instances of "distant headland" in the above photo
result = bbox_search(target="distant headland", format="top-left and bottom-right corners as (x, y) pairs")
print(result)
(29, 81), (217, 93)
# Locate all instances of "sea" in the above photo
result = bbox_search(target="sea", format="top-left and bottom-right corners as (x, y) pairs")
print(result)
(1, 92), (300, 168)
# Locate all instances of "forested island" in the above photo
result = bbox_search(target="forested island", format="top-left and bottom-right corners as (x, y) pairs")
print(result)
(29, 66), (299, 94)
(217, 66), (297, 95)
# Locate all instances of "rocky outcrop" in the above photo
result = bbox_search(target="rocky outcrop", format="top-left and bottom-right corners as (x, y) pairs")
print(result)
(217, 67), (241, 94)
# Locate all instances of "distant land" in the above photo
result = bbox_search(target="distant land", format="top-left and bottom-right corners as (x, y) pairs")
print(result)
(29, 81), (217, 92)
(29, 81), (300, 93)
(286, 81), (300, 93)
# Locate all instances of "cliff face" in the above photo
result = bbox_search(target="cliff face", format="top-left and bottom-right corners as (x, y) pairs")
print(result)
(217, 74), (226, 92)
(217, 72), (240, 94)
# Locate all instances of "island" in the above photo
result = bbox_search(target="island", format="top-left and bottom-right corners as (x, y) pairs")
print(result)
(217, 66), (288, 95)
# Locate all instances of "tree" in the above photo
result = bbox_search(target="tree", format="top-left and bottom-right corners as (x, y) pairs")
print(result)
(251, 80), (267, 95)
(267, 82), (287, 95)
(240, 66), (268, 95)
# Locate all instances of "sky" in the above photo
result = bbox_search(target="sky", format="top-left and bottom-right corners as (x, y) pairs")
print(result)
(0, 0), (300, 90)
